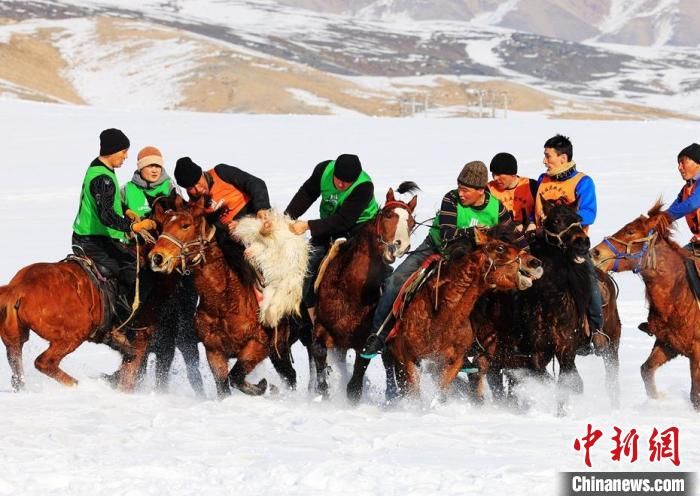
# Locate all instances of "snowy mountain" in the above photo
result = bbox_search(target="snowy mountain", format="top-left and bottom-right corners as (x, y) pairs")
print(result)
(279, 0), (700, 47)
(1, 0), (700, 118)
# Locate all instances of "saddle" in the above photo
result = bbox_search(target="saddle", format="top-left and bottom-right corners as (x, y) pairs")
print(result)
(684, 256), (700, 302)
(62, 254), (120, 339)
(386, 253), (443, 341)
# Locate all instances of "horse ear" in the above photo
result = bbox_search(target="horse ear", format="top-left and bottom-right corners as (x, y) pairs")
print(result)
(407, 195), (417, 213)
(386, 188), (396, 204)
(174, 192), (185, 211)
(539, 195), (553, 216)
(473, 227), (488, 246)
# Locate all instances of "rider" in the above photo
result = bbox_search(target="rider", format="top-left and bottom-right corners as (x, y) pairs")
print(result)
(360, 160), (526, 360)
(637, 143), (700, 336)
(173, 156), (271, 264)
(72, 128), (157, 346)
(487, 152), (537, 229)
(534, 134), (605, 346)
(285, 154), (379, 327)
(121, 146), (177, 217)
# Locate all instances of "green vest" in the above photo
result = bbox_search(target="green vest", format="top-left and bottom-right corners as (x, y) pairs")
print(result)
(429, 191), (500, 248)
(319, 160), (379, 223)
(72, 163), (127, 242)
(122, 179), (172, 217)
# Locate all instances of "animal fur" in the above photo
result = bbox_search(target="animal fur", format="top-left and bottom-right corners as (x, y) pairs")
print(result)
(233, 210), (310, 328)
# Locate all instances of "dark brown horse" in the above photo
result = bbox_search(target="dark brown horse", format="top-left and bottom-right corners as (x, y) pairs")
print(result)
(310, 183), (418, 399)
(520, 199), (621, 412)
(383, 227), (543, 399)
(591, 201), (700, 410)
(0, 237), (158, 391)
(148, 196), (296, 398)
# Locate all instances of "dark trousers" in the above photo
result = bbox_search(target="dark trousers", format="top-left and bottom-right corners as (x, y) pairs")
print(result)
(586, 255), (604, 331)
(302, 241), (329, 309)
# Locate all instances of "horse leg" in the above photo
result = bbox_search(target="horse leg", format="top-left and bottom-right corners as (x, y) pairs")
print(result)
(311, 324), (331, 398)
(228, 340), (268, 396)
(34, 340), (82, 387)
(403, 360), (421, 398)
(117, 328), (153, 392)
(155, 343), (176, 393)
(555, 348), (582, 416)
(330, 348), (350, 386)
(602, 344), (620, 409)
(205, 348), (231, 398)
(641, 340), (678, 400)
(689, 344), (700, 410)
(178, 342), (205, 397)
(346, 354), (370, 404)
(306, 344), (317, 393)
(269, 342), (297, 391)
(382, 352), (400, 402)
(439, 352), (466, 403)
(1, 321), (26, 391)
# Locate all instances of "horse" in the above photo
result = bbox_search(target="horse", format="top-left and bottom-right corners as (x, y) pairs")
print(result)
(148, 195), (298, 398)
(309, 182), (419, 400)
(519, 198), (621, 412)
(377, 226), (543, 400)
(0, 234), (159, 391)
(590, 200), (700, 410)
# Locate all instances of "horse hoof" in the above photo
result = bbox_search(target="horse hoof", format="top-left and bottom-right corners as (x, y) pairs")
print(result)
(10, 376), (25, 392)
(238, 378), (267, 396)
(346, 381), (362, 404)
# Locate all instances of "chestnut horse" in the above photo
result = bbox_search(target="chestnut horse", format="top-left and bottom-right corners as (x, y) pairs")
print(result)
(382, 227), (543, 399)
(591, 201), (700, 410)
(520, 199), (621, 412)
(0, 236), (158, 391)
(148, 196), (296, 398)
(310, 183), (419, 399)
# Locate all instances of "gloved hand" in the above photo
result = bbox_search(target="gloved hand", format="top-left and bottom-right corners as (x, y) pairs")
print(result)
(125, 209), (141, 222)
(131, 219), (157, 234)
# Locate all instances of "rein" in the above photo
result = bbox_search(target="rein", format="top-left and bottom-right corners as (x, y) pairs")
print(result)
(599, 229), (658, 274)
(544, 221), (583, 249)
(157, 218), (217, 275)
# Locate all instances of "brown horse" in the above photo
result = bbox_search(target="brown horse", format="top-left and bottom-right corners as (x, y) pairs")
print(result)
(310, 183), (418, 399)
(0, 237), (157, 391)
(519, 199), (622, 413)
(384, 227), (543, 399)
(148, 196), (297, 398)
(591, 200), (700, 410)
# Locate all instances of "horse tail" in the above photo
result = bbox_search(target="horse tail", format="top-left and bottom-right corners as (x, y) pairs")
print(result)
(396, 181), (421, 195)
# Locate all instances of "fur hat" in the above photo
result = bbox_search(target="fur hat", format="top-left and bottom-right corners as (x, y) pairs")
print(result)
(137, 146), (164, 170)
(678, 143), (700, 164)
(489, 152), (518, 175)
(99, 128), (130, 156)
(458, 161), (488, 189)
(334, 154), (362, 182)
(174, 156), (203, 188)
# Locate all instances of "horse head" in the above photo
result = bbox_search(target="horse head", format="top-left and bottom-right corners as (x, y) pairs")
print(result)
(541, 196), (590, 264)
(149, 196), (215, 274)
(474, 227), (543, 290)
(376, 181), (419, 263)
(591, 199), (672, 273)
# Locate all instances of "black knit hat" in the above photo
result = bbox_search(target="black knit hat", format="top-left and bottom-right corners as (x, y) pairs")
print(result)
(334, 154), (362, 182)
(489, 152), (518, 175)
(678, 143), (700, 164)
(99, 128), (130, 156)
(174, 157), (203, 188)
(458, 161), (488, 189)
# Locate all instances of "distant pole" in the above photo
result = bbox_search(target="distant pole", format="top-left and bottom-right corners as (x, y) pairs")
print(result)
(503, 92), (509, 119)
(490, 90), (496, 118)
(411, 95), (416, 115)
(478, 90), (483, 118)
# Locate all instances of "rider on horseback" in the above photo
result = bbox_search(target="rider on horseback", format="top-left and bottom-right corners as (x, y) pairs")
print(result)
(121, 146), (178, 217)
(72, 129), (157, 347)
(286, 154), (379, 329)
(534, 134), (605, 347)
(666, 143), (700, 250)
(360, 160), (526, 359)
(487, 152), (538, 230)
(173, 156), (271, 266)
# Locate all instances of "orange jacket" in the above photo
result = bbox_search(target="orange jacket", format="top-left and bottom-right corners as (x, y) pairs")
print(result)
(488, 176), (535, 224)
(206, 168), (250, 226)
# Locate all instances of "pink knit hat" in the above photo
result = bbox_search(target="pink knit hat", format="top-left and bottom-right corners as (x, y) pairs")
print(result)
(137, 146), (164, 170)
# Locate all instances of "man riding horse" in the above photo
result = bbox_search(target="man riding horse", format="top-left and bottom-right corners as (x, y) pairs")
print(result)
(71, 128), (157, 349)
(360, 160), (527, 360)
(534, 134), (605, 346)
(285, 154), (379, 329)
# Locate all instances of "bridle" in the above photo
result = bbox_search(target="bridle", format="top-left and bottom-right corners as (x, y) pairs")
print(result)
(544, 220), (583, 249)
(598, 228), (658, 273)
(376, 200), (415, 257)
(155, 212), (217, 274)
(481, 246), (525, 284)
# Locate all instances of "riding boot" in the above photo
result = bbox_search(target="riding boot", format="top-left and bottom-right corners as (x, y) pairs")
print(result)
(360, 313), (395, 359)
(460, 354), (479, 374)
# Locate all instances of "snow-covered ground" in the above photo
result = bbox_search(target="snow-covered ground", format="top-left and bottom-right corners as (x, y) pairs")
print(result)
(0, 99), (698, 495)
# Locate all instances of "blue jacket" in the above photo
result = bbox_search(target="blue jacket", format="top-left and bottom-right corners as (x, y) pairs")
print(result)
(666, 172), (700, 221)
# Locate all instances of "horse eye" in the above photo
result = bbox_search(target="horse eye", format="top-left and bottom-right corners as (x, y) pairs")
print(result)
(496, 245), (505, 253)
(181, 223), (191, 230)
